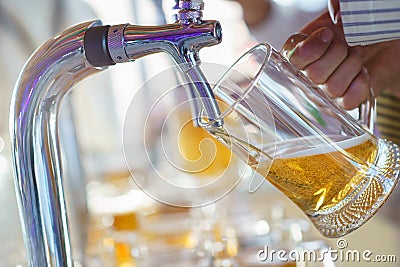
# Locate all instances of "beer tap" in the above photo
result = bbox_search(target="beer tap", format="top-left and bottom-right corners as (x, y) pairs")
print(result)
(9, 0), (222, 266)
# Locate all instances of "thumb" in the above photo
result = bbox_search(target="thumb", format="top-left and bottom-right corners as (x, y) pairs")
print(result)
(281, 33), (308, 59)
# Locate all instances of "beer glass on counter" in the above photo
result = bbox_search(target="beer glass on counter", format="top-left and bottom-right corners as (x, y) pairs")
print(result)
(201, 43), (400, 238)
(85, 174), (157, 266)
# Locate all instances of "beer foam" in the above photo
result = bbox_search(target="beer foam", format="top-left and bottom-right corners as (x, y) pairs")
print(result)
(277, 133), (372, 159)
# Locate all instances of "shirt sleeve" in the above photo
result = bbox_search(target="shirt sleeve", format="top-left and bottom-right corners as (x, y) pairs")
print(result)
(339, 0), (400, 46)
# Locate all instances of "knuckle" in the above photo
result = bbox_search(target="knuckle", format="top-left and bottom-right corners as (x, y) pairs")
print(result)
(332, 40), (348, 60)
(287, 48), (302, 67)
(282, 33), (308, 52)
(324, 80), (343, 97)
(357, 74), (370, 90)
(348, 52), (363, 68)
(298, 41), (322, 61)
(305, 65), (327, 84)
(353, 70), (371, 93)
(341, 79), (370, 110)
(341, 97), (358, 110)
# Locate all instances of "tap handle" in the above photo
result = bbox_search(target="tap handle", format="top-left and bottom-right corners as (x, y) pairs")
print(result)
(84, 25), (115, 67)
(84, 24), (130, 67)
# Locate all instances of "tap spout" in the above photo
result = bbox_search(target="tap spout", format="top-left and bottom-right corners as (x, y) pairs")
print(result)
(84, 20), (223, 125)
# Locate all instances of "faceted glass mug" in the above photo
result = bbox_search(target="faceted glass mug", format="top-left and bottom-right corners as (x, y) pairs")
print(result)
(202, 43), (400, 238)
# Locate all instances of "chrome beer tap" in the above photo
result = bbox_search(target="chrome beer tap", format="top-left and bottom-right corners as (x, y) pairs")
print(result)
(10, 1), (222, 266)
(85, 0), (222, 124)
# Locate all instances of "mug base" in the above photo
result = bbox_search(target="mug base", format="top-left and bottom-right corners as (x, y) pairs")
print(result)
(310, 138), (400, 238)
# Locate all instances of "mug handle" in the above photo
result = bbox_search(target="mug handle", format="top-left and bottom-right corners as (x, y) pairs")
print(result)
(357, 88), (376, 134)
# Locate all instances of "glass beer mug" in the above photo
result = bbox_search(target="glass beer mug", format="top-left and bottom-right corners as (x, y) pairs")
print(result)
(201, 43), (400, 238)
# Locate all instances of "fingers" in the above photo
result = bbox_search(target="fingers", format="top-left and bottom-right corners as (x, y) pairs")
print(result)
(303, 39), (348, 84)
(282, 27), (334, 69)
(281, 33), (308, 59)
(318, 50), (362, 97)
(316, 50), (370, 110)
(335, 68), (371, 110)
(282, 27), (372, 110)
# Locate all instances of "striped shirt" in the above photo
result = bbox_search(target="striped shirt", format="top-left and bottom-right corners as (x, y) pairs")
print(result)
(340, 0), (400, 46)
(376, 92), (400, 145)
(376, 92), (400, 223)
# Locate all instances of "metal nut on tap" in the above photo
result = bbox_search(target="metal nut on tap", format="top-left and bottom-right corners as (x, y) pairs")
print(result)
(179, 0), (204, 11)
(108, 24), (130, 64)
(177, 0), (204, 23)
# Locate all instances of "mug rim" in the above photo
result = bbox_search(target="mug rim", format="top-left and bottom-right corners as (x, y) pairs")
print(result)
(215, 42), (272, 98)
(200, 43), (273, 126)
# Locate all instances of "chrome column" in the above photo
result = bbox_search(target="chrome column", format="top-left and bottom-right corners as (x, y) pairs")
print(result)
(10, 20), (103, 266)
(10, 1), (222, 266)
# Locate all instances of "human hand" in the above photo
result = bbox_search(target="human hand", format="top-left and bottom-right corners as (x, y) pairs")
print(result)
(281, 8), (400, 110)
(325, 0), (400, 99)
(281, 11), (370, 110)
